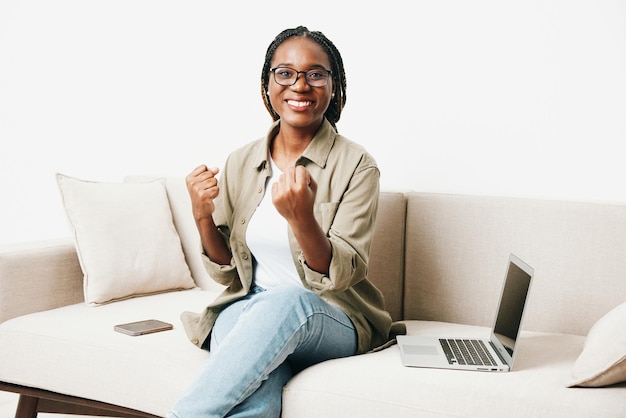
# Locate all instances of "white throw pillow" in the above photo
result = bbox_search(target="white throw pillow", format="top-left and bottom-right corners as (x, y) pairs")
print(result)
(568, 301), (626, 387)
(57, 173), (196, 305)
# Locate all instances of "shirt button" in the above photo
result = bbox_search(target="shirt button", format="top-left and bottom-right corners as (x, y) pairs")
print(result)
(240, 218), (245, 225)
(191, 338), (199, 345)
(242, 253), (249, 260)
(257, 187), (263, 193)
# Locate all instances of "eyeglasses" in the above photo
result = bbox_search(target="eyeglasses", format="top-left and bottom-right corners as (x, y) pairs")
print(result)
(269, 67), (332, 87)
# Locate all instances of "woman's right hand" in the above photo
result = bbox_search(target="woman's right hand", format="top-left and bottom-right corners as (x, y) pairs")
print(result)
(186, 165), (220, 222)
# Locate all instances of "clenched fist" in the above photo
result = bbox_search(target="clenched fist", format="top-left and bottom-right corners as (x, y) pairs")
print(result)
(272, 165), (317, 225)
(186, 165), (220, 222)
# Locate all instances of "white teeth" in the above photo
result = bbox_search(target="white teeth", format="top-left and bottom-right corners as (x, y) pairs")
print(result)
(287, 100), (311, 107)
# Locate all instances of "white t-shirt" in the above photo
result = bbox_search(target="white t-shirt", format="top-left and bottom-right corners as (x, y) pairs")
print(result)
(246, 158), (302, 289)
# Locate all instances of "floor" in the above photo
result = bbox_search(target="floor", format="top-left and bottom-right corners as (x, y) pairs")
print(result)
(0, 391), (113, 417)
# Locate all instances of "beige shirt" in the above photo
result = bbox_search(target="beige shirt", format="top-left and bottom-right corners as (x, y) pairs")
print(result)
(181, 118), (392, 354)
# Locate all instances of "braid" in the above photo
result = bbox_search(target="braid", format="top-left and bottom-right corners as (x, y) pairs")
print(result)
(261, 26), (347, 131)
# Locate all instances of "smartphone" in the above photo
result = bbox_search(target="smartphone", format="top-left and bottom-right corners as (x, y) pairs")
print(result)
(114, 319), (173, 336)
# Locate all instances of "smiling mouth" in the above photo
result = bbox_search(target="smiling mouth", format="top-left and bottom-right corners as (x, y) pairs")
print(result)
(287, 100), (312, 108)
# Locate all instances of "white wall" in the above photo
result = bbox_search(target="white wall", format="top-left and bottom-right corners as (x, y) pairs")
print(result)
(1, 0), (625, 245)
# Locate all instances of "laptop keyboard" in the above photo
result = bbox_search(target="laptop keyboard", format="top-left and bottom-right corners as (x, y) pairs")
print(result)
(439, 339), (498, 366)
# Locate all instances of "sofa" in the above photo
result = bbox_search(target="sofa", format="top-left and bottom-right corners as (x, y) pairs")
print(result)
(1, 175), (626, 418)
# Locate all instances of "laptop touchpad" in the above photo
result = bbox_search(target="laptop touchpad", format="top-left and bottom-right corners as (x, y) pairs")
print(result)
(404, 344), (438, 356)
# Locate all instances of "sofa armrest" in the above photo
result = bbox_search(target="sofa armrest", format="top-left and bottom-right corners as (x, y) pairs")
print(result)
(0, 238), (84, 323)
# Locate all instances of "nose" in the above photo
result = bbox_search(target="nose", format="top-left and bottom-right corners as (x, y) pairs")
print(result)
(292, 71), (310, 90)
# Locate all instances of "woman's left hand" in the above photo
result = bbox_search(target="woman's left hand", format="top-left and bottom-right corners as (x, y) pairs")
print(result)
(273, 165), (330, 274)
(272, 165), (317, 226)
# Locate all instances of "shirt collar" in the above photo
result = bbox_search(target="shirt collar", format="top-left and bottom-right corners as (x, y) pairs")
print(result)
(253, 118), (337, 171)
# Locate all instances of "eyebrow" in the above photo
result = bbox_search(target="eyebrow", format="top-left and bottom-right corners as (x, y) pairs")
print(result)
(273, 63), (329, 70)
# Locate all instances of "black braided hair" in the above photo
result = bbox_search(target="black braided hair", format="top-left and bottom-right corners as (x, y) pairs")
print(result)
(261, 26), (347, 131)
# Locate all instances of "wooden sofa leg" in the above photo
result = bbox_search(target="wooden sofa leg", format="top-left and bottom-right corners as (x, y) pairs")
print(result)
(15, 394), (39, 418)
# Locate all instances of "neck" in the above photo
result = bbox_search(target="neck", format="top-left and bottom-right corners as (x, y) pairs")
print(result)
(270, 119), (324, 170)
(270, 132), (310, 170)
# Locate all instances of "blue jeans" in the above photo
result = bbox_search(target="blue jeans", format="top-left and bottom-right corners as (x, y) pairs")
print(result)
(169, 285), (358, 418)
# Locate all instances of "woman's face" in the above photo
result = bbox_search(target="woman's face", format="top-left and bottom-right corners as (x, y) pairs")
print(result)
(267, 36), (333, 134)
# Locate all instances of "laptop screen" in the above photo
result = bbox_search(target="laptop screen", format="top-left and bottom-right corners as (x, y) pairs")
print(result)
(493, 255), (534, 357)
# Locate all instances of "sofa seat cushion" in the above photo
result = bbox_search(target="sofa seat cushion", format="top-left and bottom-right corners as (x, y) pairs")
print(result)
(0, 289), (218, 416)
(4, 307), (626, 418)
(282, 321), (626, 418)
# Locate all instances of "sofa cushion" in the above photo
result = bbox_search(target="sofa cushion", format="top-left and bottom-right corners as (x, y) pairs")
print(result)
(282, 321), (625, 418)
(2, 301), (625, 417)
(569, 301), (626, 387)
(0, 290), (217, 416)
(402, 193), (626, 338)
(56, 174), (196, 305)
(367, 191), (406, 322)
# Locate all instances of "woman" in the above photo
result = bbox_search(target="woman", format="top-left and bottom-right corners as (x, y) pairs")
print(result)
(169, 26), (392, 418)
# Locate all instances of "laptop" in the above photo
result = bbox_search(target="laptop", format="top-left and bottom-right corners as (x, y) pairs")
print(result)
(397, 253), (534, 372)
